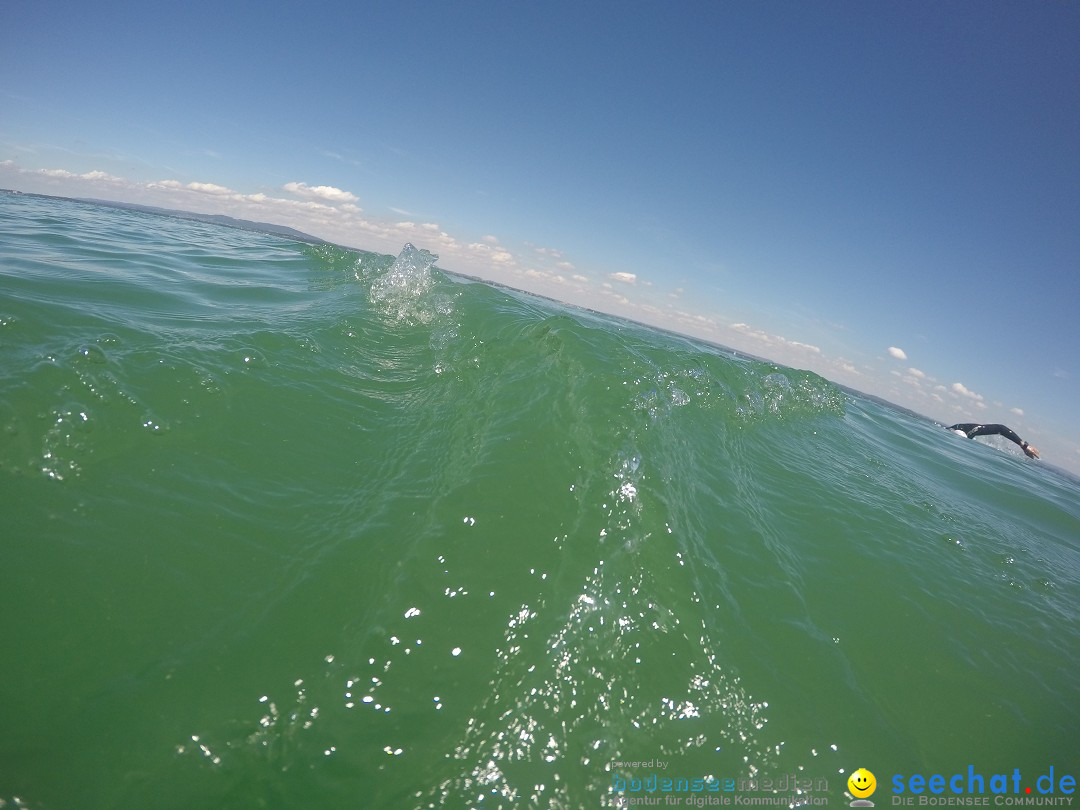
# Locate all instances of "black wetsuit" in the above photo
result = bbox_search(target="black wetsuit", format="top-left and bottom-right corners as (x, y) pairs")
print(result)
(947, 423), (1025, 447)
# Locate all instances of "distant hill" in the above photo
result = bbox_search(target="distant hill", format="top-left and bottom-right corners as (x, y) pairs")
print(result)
(76, 197), (331, 245)
(1, 189), (329, 245)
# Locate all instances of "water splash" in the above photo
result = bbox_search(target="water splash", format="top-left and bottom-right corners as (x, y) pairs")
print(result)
(368, 243), (441, 324)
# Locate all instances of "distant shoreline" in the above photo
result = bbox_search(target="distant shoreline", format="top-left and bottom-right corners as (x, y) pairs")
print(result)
(1, 187), (332, 246)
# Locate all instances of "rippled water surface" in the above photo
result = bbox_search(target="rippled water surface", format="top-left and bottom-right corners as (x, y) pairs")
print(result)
(1, 193), (1078, 809)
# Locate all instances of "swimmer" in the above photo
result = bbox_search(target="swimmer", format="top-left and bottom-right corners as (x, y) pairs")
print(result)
(947, 423), (1039, 459)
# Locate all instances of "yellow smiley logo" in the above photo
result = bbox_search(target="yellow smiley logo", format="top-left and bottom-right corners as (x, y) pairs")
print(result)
(848, 768), (877, 798)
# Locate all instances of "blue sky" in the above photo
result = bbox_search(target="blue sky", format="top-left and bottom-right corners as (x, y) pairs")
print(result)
(3, 1), (1079, 471)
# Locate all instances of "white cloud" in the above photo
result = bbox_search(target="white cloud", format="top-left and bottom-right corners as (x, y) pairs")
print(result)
(608, 272), (637, 285)
(730, 322), (821, 354)
(81, 170), (121, 182)
(951, 382), (984, 402)
(187, 181), (233, 195)
(1010, 407), (1024, 417)
(283, 181), (358, 204)
(466, 238), (516, 268)
(603, 291), (631, 305)
(36, 167), (123, 183)
(901, 374), (922, 389)
(908, 367), (925, 378)
(524, 268), (566, 284)
(888, 346), (907, 361)
(153, 179), (235, 196)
